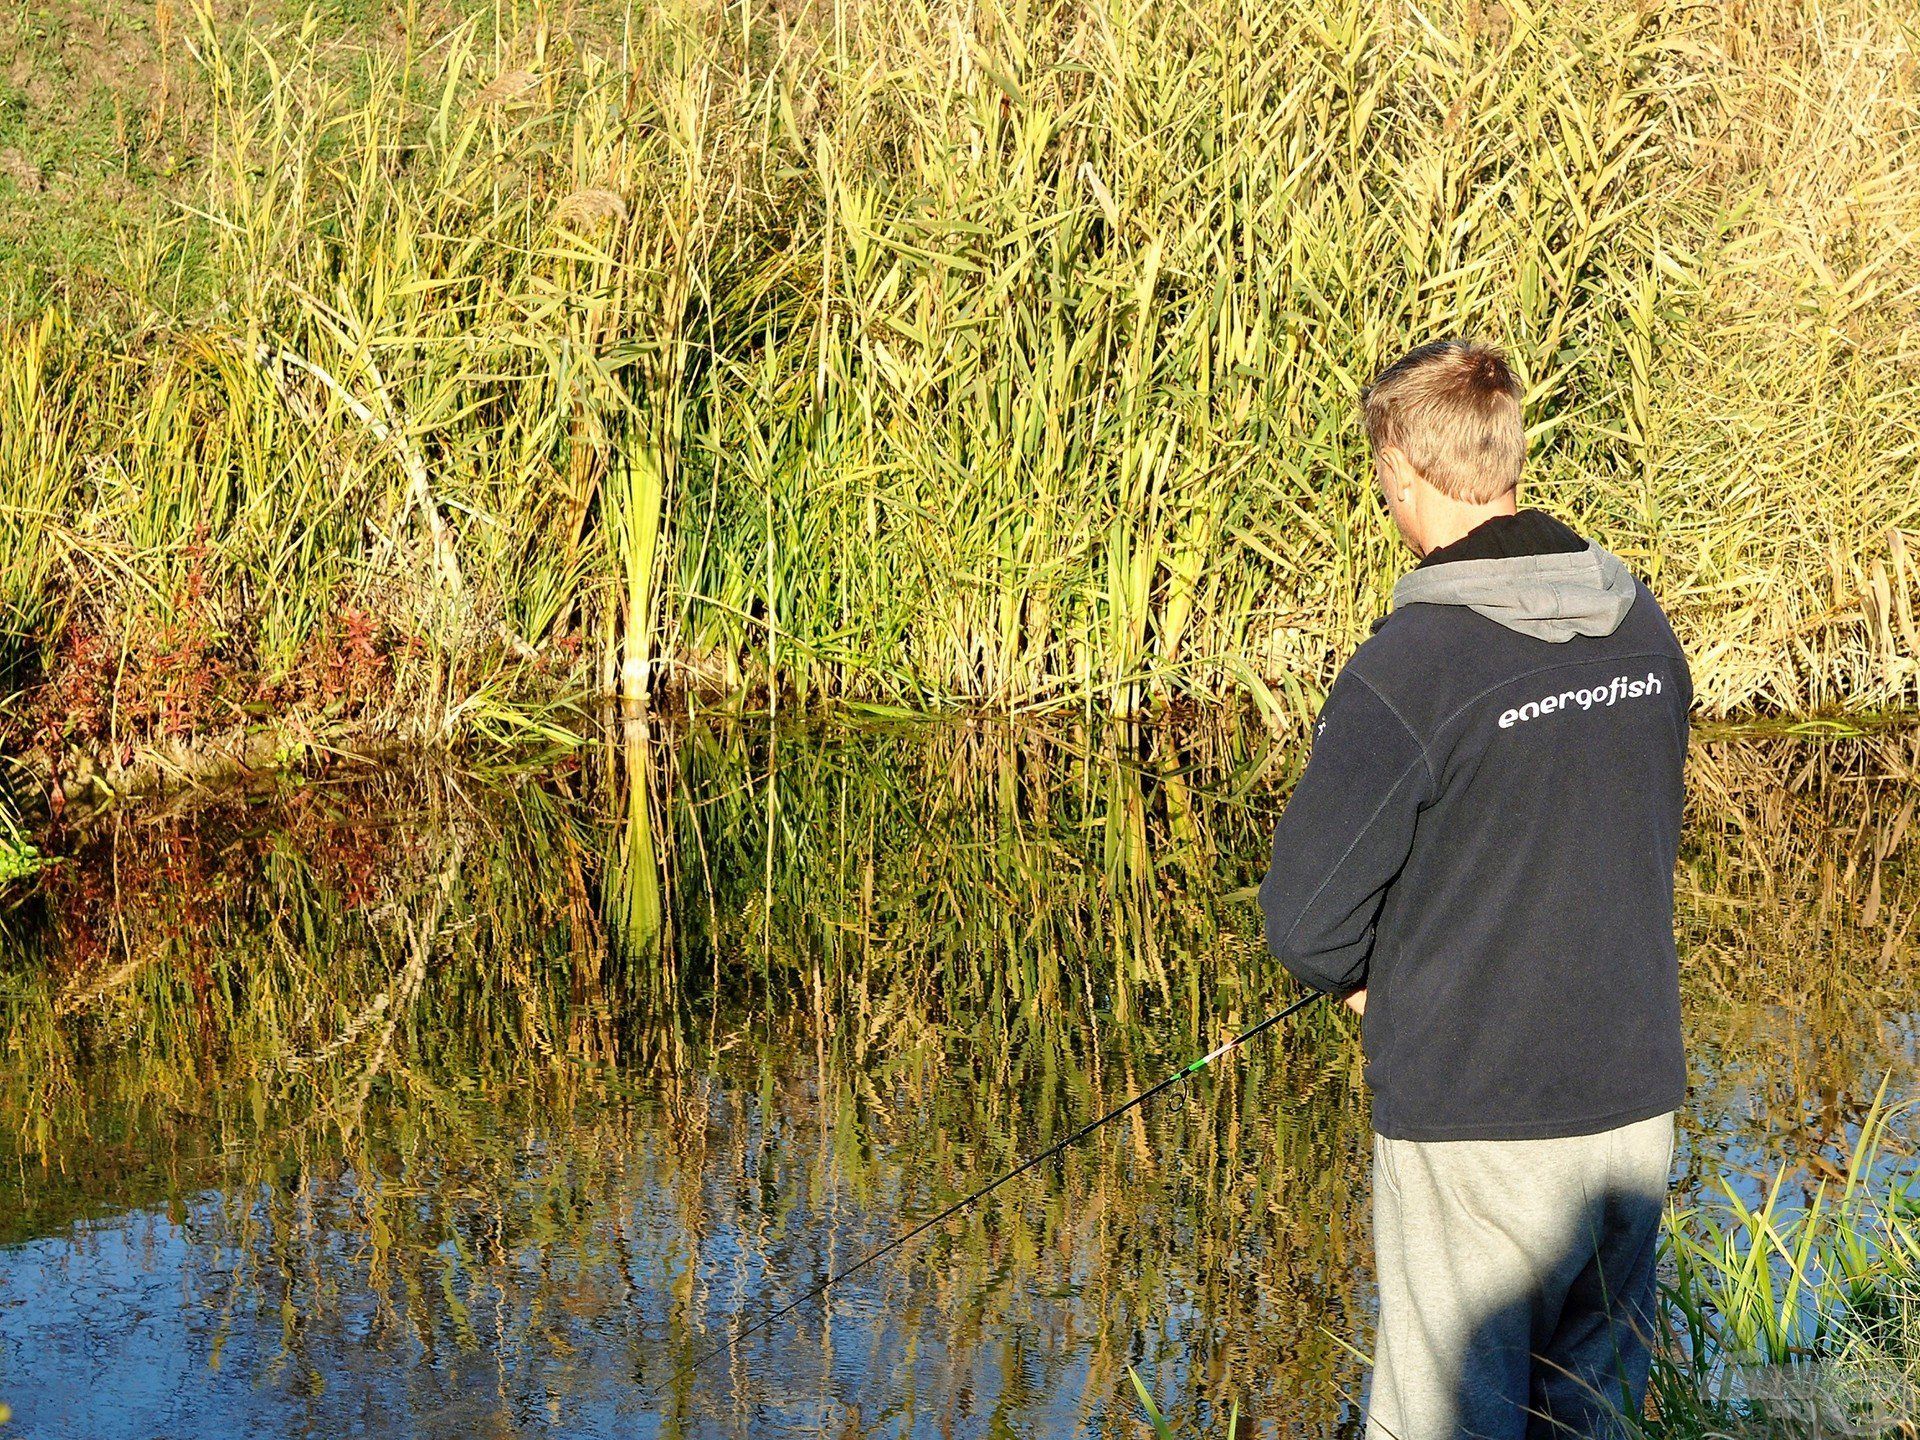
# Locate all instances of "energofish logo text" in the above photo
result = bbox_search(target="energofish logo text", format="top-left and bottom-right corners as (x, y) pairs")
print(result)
(1498, 672), (1662, 730)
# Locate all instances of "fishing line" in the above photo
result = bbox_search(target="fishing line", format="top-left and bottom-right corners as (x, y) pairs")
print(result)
(645, 987), (1325, 1399)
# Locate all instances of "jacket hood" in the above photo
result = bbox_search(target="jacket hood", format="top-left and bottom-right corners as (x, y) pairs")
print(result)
(1389, 542), (1638, 642)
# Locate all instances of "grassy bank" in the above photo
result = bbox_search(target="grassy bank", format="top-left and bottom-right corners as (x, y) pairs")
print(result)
(2, 0), (1918, 764)
(1655, 1094), (1920, 1437)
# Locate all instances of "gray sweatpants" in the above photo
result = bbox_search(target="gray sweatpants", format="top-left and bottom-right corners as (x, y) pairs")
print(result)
(1366, 1112), (1675, 1440)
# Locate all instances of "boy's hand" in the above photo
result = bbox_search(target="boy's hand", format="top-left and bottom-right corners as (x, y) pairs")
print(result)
(1344, 988), (1367, 1015)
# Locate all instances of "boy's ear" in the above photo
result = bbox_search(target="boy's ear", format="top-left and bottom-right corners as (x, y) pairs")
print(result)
(1377, 445), (1415, 498)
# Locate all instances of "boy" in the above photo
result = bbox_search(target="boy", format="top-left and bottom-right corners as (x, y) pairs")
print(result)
(1258, 339), (1691, 1439)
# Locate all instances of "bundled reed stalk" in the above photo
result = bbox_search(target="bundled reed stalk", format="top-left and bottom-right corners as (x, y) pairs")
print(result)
(1, 0), (1917, 747)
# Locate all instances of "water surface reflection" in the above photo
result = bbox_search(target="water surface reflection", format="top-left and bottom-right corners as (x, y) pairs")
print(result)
(0, 720), (1914, 1437)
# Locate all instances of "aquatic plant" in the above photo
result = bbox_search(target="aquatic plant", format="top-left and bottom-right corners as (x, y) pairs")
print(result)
(0, 768), (44, 888)
(1129, 1368), (1239, 1439)
(0, 829), (39, 887)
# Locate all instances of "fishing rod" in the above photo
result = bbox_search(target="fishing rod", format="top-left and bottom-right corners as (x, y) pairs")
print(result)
(645, 986), (1325, 1399)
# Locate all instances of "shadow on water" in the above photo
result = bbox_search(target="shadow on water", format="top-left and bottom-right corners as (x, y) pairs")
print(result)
(0, 719), (1914, 1437)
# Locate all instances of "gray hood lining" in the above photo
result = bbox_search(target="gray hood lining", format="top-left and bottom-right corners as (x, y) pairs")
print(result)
(1389, 542), (1639, 642)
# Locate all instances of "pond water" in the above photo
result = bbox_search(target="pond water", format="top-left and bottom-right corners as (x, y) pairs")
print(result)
(0, 719), (1915, 1438)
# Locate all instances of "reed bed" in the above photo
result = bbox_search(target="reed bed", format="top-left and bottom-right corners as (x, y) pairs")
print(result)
(0, 0), (1917, 756)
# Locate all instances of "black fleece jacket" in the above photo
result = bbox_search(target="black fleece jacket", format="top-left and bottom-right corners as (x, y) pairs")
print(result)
(1258, 513), (1691, 1140)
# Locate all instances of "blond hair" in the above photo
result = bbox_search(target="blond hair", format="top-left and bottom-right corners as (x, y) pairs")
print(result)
(1362, 339), (1525, 504)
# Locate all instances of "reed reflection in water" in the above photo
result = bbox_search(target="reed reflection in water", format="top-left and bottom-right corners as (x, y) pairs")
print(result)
(0, 720), (1914, 1438)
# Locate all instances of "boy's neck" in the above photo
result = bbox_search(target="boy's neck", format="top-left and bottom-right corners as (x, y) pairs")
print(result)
(1414, 494), (1518, 558)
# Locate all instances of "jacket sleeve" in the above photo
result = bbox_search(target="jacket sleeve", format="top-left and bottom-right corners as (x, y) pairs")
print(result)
(1258, 670), (1431, 995)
